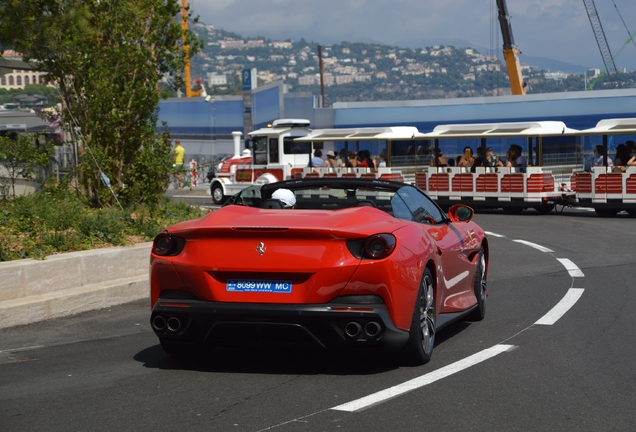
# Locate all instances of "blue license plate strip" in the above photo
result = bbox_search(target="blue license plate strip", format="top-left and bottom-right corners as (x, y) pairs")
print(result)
(226, 280), (292, 293)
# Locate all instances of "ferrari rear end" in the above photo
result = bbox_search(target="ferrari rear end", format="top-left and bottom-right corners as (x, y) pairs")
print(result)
(150, 205), (423, 354)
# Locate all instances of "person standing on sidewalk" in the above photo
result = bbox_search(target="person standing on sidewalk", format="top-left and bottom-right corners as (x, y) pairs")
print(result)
(173, 140), (185, 189)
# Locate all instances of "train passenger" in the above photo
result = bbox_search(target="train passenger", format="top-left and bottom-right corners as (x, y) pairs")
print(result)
(486, 148), (504, 167)
(323, 151), (338, 172)
(430, 148), (447, 167)
(310, 149), (324, 168)
(613, 144), (630, 172)
(457, 146), (475, 168)
(591, 145), (613, 169)
(505, 144), (527, 172)
(342, 151), (359, 168)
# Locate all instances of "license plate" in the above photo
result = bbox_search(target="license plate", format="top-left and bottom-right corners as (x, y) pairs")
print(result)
(226, 280), (292, 293)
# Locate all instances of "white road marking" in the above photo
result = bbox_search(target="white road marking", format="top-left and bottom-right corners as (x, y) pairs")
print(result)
(331, 344), (514, 412)
(512, 239), (554, 253)
(556, 258), (585, 277)
(485, 231), (505, 238)
(535, 288), (585, 325)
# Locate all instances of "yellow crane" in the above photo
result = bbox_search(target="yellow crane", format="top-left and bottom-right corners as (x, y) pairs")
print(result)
(181, 0), (204, 97)
(496, 0), (526, 95)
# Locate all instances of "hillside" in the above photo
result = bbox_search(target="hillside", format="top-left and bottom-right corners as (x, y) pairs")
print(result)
(188, 21), (636, 104)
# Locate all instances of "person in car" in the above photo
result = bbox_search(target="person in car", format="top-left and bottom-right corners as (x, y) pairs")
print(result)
(272, 188), (296, 208)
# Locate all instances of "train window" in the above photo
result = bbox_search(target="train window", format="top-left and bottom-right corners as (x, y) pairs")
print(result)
(283, 137), (310, 155)
(269, 138), (279, 163)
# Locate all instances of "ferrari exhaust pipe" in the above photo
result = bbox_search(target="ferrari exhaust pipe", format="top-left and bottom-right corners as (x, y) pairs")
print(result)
(167, 317), (182, 332)
(344, 322), (362, 338)
(365, 321), (382, 338)
(152, 315), (166, 331)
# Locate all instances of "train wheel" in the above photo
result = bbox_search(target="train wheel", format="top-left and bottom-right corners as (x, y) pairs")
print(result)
(594, 208), (619, 217)
(211, 183), (226, 205)
(502, 206), (523, 215)
(534, 204), (555, 215)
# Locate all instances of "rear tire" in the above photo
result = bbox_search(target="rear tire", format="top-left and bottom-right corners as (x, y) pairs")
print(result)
(402, 268), (436, 366)
(468, 247), (487, 321)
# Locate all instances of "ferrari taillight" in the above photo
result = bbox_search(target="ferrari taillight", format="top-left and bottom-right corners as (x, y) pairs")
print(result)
(152, 231), (185, 256)
(363, 234), (396, 259)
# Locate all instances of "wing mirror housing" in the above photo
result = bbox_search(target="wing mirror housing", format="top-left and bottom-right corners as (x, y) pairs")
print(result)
(448, 204), (474, 222)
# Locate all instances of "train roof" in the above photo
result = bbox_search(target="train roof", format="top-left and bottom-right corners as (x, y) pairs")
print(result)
(581, 117), (636, 135)
(295, 126), (423, 142)
(420, 121), (580, 139)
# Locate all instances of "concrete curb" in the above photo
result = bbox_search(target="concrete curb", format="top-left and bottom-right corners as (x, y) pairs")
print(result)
(0, 242), (152, 329)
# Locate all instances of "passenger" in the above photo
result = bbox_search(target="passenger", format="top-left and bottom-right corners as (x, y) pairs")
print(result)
(613, 144), (630, 172)
(271, 188), (296, 209)
(505, 144), (527, 171)
(310, 149), (324, 169)
(457, 146), (474, 168)
(430, 148), (447, 167)
(626, 141), (636, 166)
(591, 145), (613, 169)
(486, 147), (503, 167)
(323, 150), (338, 172)
(342, 151), (359, 168)
(376, 154), (387, 168)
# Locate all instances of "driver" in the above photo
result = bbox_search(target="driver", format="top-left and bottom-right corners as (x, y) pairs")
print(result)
(272, 188), (296, 209)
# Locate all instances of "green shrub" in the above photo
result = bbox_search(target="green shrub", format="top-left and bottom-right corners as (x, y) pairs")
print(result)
(0, 189), (208, 261)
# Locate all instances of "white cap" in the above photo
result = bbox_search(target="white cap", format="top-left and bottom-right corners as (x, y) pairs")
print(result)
(271, 188), (296, 208)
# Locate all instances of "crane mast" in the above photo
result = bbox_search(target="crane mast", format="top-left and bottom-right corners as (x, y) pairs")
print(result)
(495, 0), (526, 95)
(181, 0), (203, 97)
(582, 0), (618, 76)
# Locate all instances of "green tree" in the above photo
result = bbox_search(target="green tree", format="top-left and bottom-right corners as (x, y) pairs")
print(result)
(0, 0), (202, 208)
(0, 134), (53, 199)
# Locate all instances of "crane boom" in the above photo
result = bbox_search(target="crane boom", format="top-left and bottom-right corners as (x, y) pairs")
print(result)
(495, 0), (526, 95)
(582, 0), (618, 76)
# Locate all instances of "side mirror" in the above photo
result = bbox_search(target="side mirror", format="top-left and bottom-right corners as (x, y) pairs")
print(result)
(448, 204), (474, 222)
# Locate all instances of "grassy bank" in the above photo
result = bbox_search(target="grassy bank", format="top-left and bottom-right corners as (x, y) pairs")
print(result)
(0, 186), (208, 262)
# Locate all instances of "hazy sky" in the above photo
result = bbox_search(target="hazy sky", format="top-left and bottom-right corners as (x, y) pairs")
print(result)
(189, 0), (636, 71)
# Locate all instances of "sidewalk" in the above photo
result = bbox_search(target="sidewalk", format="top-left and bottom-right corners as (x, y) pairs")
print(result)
(0, 182), (218, 329)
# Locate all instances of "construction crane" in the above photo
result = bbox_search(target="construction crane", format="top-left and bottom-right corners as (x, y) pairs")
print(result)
(495, 0), (526, 95)
(181, 0), (204, 97)
(582, 0), (618, 77)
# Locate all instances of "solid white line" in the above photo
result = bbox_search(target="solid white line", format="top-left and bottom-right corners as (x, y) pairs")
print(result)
(556, 258), (585, 277)
(484, 231), (505, 238)
(331, 344), (514, 412)
(512, 239), (554, 253)
(535, 288), (585, 325)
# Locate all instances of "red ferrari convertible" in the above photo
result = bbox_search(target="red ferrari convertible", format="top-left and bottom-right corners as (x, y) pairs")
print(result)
(150, 178), (488, 365)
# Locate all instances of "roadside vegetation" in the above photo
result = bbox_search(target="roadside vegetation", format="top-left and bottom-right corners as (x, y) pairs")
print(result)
(0, 1), (206, 261)
(0, 182), (207, 262)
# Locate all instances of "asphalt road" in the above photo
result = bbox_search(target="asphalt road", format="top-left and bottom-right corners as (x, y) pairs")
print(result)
(1, 207), (635, 432)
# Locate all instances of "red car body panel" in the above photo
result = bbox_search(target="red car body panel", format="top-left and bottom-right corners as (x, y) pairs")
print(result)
(151, 205), (485, 332)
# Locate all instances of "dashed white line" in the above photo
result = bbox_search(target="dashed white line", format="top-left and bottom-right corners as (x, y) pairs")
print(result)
(556, 258), (585, 277)
(535, 288), (585, 325)
(331, 344), (514, 412)
(485, 231), (505, 238)
(512, 239), (554, 253)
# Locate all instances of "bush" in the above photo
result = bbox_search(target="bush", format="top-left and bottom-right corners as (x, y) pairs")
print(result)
(0, 188), (208, 261)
